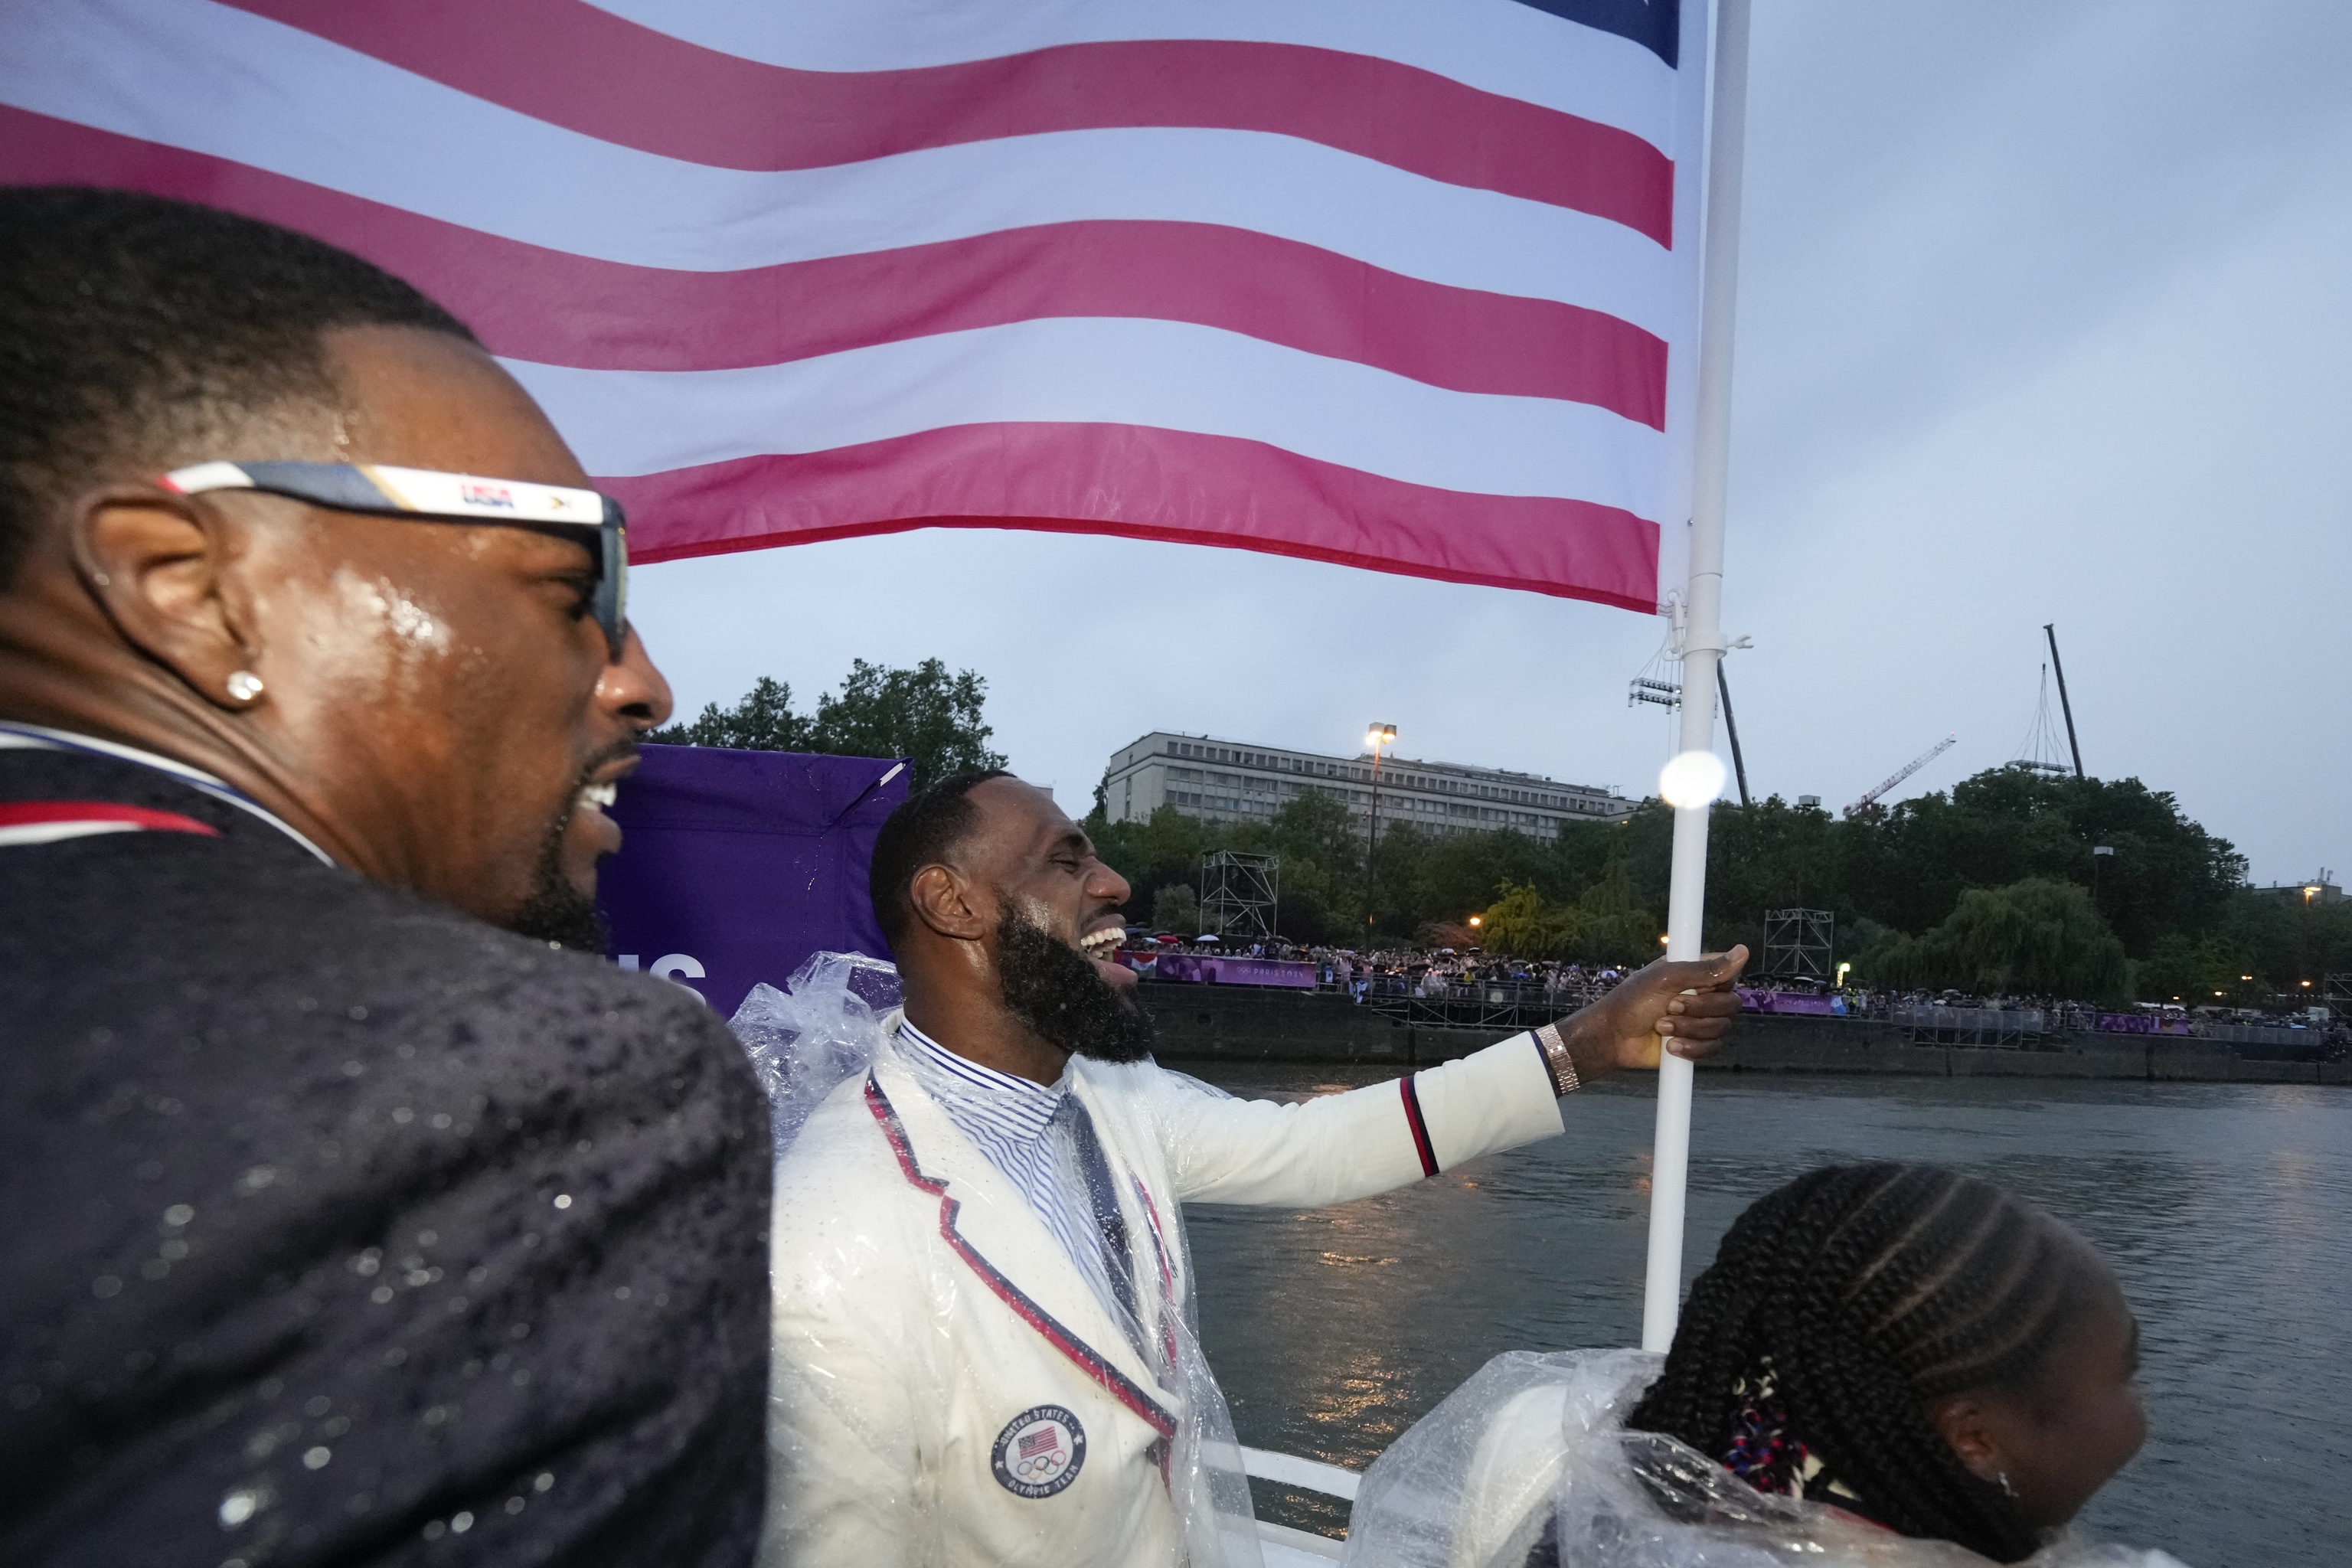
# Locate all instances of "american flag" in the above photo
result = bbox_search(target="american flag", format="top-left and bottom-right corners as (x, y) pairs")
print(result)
(1018, 1426), (1061, 1461)
(0, 0), (1711, 614)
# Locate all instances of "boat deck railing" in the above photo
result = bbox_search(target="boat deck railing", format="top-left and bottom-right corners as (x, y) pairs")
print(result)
(1241, 1447), (1355, 1563)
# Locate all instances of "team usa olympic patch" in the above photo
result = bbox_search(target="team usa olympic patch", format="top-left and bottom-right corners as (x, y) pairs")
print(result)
(991, 1405), (1086, 1498)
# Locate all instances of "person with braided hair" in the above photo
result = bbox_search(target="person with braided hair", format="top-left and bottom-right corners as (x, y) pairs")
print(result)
(1341, 1163), (2178, 1568)
(1619, 1163), (2148, 1560)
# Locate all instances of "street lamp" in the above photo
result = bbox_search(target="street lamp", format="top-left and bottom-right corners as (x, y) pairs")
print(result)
(1363, 723), (1396, 940)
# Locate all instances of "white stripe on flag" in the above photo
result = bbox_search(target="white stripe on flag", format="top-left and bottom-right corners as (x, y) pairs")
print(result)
(505, 316), (1665, 516)
(0, 0), (1680, 332)
(590, 0), (1681, 147)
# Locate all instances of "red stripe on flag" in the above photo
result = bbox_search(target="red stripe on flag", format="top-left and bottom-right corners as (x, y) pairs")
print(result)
(0, 109), (1663, 424)
(607, 424), (1661, 612)
(218, 0), (1675, 244)
(0, 802), (220, 836)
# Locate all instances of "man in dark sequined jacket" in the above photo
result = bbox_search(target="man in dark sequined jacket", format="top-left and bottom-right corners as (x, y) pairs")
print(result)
(0, 189), (771, 1567)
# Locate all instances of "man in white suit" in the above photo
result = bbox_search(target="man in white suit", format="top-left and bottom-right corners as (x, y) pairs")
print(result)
(760, 769), (1747, 1567)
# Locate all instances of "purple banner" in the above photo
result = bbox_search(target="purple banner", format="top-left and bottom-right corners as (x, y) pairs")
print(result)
(1126, 953), (1321, 988)
(1739, 989), (1840, 1016)
(2094, 1012), (2194, 1036)
(598, 743), (910, 1018)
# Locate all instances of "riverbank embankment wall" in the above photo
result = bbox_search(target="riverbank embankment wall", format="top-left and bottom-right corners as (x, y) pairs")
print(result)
(1142, 984), (2351, 1085)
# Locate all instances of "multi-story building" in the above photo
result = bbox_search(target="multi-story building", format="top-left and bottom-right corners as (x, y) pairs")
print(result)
(1100, 730), (1632, 839)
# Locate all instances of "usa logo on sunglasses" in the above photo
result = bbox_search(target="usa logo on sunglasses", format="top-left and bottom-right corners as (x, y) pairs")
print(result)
(460, 482), (517, 509)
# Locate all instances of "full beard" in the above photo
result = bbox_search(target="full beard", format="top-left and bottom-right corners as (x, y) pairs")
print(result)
(996, 899), (1156, 1063)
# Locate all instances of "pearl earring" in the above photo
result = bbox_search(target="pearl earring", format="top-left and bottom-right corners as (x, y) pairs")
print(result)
(226, 670), (266, 704)
(1997, 1471), (2017, 1499)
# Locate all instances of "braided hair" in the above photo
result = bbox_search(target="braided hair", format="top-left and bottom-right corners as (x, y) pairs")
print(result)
(1625, 1164), (2106, 1563)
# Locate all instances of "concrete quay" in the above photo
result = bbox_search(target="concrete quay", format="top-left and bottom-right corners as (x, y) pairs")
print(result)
(1140, 983), (2352, 1086)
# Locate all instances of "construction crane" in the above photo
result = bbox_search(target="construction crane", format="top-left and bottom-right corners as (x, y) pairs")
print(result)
(1844, 733), (1958, 819)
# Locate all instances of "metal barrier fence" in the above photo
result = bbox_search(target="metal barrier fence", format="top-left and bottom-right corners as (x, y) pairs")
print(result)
(1892, 1006), (2050, 1047)
(1361, 977), (1612, 1031)
(2192, 1021), (2330, 1054)
(1349, 984), (2344, 1058)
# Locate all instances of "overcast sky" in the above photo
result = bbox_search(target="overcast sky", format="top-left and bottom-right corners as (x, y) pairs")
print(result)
(626, 1), (2352, 890)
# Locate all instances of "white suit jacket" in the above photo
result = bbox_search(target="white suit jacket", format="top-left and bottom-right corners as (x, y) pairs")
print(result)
(760, 1020), (1564, 1568)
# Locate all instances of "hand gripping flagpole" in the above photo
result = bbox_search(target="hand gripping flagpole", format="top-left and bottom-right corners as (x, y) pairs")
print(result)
(1642, 0), (1753, 1356)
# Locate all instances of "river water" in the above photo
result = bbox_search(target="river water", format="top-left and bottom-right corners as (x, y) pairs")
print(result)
(1182, 1067), (2351, 1567)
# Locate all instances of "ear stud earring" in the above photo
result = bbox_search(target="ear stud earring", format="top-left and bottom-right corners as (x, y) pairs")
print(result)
(1997, 1471), (2017, 1499)
(226, 670), (266, 704)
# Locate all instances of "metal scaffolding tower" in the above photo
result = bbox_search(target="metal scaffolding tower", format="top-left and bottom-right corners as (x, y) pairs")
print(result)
(1762, 907), (1835, 985)
(1201, 850), (1279, 940)
(2327, 972), (2352, 1028)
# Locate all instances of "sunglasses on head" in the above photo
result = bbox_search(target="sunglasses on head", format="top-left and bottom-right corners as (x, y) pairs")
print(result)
(161, 461), (629, 658)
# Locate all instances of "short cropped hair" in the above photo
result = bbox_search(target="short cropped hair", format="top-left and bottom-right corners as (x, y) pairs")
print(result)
(0, 187), (476, 588)
(867, 769), (1014, 946)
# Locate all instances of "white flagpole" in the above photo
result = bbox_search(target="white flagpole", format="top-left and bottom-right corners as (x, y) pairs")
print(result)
(1642, 0), (1753, 1356)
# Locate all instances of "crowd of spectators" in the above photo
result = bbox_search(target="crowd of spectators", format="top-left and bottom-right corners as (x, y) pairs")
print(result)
(1120, 931), (2349, 1054)
(1120, 929), (1643, 1008)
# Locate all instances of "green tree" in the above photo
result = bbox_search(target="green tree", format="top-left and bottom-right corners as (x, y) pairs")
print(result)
(1695, 794), (1839, 956)
(1560, 849), (1664, 963)
(648, 675), (808, 750)
(1475, 843), (1661, 964)
(1833, 767), (2242, 957)
(1270, 789), (1362, 882)
(1869, 877), (2127, 1001)
(2132, 932), (2263, 1006)
(1478, 882), (1570, 959)
(808, 658), (1007, 788)
(654, 660), (1006, 790)
(1271, 855), (1344, 945)
(1152, 884), (1200, 936)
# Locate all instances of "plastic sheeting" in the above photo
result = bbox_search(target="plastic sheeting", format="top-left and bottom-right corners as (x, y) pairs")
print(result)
(1340, 1350), (2187, 1568)
(735, 953), (1265, 1567)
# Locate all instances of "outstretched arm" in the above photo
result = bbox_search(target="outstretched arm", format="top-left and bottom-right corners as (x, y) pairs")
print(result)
(1158, 947), (1749, 1207)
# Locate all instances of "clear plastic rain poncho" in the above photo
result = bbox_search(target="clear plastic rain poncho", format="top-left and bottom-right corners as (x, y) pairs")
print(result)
(732, 952), (1264, 1568)
(1338, 1349), (2186, 1568)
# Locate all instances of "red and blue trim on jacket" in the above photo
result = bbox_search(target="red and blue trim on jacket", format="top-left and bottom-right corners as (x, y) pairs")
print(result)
(862, 1073), (1180, 1441)
(0, 800), (221, 848)
(1399, 1074), (1440, 1177)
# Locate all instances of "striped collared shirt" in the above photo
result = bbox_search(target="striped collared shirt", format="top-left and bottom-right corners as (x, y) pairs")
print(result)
(895, 1019), (1112, 1295)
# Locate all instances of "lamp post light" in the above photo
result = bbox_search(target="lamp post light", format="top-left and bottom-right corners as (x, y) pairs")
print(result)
(2091, 844), (2114, 912)
(1362, 723), (1396, 941)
